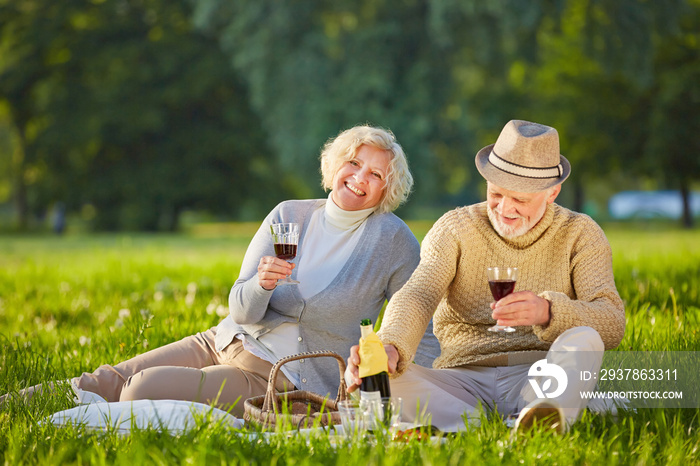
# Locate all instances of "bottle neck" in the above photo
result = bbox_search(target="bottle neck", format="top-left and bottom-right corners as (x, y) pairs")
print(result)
(360, 324), (373, 339)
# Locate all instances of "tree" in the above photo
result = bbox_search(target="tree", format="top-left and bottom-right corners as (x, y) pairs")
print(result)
(192, 0), (466, 213)
(0, 0), (277, 231)
(3, 0), (696, 229)
(193, 0), (692, 216)
(0, 0), (61, 229)
(644, 1), (700, 227)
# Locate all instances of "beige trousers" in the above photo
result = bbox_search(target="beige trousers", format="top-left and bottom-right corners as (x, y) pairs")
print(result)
(393, 326), (604, 431)
(76, 327), (294, 417)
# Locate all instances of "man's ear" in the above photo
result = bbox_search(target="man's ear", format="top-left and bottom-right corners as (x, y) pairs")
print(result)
(547, 184), (562, 204)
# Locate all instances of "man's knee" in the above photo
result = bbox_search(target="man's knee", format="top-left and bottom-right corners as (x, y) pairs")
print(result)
(555, 326), (604, 353)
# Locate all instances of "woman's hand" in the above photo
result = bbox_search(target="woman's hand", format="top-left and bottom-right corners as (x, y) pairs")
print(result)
(257, 256), (295, 290)
(344, 343), (399, 393)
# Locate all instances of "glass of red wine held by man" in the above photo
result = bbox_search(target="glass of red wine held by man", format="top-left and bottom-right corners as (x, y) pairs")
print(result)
(487, 266), (518, 333)
(270, 223), (300, 285)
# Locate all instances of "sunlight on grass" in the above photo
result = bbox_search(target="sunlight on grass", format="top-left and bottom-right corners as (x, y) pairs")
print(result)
(1, 223), (699, 464)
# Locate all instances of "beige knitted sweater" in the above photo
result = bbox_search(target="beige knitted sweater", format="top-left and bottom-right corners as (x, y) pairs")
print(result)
(378, 202), (625, 375)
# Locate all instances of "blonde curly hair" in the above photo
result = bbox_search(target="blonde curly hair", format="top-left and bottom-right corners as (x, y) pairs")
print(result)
(320, 125), (413, 214)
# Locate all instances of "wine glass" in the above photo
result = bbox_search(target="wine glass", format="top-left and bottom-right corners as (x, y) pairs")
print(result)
(487, 267), (518, 333)
(270, 223), (300, 285)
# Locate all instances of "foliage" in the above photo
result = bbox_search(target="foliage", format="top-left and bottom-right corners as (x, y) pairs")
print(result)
(643, 1), (700, 227)
(1, 224), (699, 464)
(193, 0), (697, 219)
(0, 0), (279, 231)
(192, 0), (459, 205)
(1, 0), (698, 230)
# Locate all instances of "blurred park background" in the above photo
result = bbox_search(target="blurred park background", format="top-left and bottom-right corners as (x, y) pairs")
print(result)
(1, 0), (699, 233)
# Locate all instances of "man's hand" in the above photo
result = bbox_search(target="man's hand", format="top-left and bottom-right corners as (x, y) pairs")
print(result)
(257, 256), (295, 290)
(344, 344), (399, 393)
(490, 290), (551, 327)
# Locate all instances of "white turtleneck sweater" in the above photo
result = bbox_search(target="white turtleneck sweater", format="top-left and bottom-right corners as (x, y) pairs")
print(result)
(296, 193), (374, 298)
(240, 193), (375, 386)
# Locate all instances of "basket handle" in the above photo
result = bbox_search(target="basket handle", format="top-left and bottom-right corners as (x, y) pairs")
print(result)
(261, 350), (348, 414)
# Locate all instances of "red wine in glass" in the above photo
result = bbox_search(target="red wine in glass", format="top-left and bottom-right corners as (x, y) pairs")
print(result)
(489, 279), (516, 301)
(270, 223), (300, 285)
(274, 243), (297, 261)
(487, 267), (518, 333)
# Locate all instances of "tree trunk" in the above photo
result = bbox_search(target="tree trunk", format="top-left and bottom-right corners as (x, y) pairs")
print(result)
(679, 180), (693, 229)
(8, 105), (30, 231)
(159, 203), (180, 232)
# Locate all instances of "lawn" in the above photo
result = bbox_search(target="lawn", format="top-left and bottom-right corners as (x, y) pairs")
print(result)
(1, 222), (699, 465)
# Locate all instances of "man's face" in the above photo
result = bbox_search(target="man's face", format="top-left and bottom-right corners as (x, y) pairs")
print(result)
(486, 182), (560, 239)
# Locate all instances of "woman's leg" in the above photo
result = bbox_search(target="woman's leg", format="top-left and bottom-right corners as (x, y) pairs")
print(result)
(0, 381), (71, 407)
(118, 365), (260, 417)
(4, 326), (295, 416)
(1, 328), (219, 406)
(118, 340), (295, 417)
(76, 327), (222, 401)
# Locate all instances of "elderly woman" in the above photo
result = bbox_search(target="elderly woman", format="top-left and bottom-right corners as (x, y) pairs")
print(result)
(3, 125), (422, 417)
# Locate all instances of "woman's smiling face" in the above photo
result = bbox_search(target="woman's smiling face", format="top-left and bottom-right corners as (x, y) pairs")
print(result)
(330, 144), (391, 211)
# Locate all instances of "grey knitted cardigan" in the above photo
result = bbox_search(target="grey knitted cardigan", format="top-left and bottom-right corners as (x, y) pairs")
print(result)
(215, 199), (420, 397)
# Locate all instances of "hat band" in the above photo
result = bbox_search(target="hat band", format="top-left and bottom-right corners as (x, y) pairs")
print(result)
(489, 151), (562, 179)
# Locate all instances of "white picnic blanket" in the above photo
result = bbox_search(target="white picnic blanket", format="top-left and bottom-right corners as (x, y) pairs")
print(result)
(46, 385), (243, 434)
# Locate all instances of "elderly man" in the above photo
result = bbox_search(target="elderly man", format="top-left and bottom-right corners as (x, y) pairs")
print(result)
(346, 119), (625, 433)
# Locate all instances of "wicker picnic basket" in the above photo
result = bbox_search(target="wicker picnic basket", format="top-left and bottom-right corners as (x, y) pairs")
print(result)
(243, 351), (348, 430)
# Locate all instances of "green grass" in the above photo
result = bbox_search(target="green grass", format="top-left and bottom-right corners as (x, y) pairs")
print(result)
(1, 223), (699, 465)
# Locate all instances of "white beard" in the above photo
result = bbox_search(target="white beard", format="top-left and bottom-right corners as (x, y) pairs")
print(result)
(487, 202), (547, 239)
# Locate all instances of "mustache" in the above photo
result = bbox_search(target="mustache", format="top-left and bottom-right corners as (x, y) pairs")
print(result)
(491, 206), (524, 220)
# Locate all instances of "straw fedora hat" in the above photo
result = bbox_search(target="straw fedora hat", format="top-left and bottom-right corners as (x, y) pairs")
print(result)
(475, 120), (570, 192)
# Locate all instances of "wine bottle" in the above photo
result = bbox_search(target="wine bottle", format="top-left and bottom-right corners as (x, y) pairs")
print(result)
(358, 318), (391, 401)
